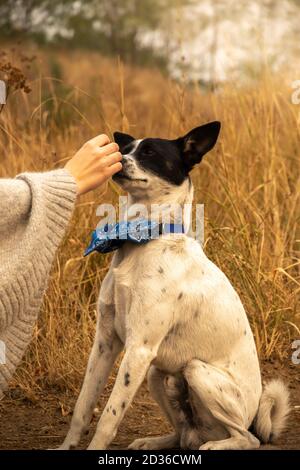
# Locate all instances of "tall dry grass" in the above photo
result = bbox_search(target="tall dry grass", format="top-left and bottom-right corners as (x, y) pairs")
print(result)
(0, 45), (299, 396)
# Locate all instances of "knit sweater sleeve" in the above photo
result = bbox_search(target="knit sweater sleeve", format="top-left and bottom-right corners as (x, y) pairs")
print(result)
(0, 169), (77, 397)
(0, 178), (32, 233)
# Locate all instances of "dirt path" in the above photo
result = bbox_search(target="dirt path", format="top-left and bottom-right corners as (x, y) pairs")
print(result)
(0, 360), (299, 450)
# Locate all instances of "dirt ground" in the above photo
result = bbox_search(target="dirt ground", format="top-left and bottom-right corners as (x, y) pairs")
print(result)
(0, 359), (299, 450)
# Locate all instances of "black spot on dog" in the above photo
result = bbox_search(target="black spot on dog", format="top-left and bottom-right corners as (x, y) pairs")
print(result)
(161, 287), (166, 293)
(112, 409), (116, 416)
(99, 343), (104, 355)
(124, 372), (130, 386)
(218, 386), (223, 392)
(158, 266), (164, 274)
(122, 402), (126, 409)
(244, 330), (247, 335)
(106, 408), (109, 413)
(84, 429), (89, 435)
(69, 444), (76, 450)
(144, 339), (148, 345)
(89, 367), (92, 373)
(194, 311), (199, 318)
(178, 292), (183, 300)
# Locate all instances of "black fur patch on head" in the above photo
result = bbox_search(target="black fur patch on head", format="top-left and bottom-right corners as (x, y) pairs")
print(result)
(113, 122), (221, 186)
(133, 138), (187, 185)
(114, 132), (135, 150)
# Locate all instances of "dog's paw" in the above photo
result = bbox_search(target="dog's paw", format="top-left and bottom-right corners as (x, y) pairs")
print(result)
(49, 443), (75, 450)
(128, 434), (178, 450)
(199, 441), (216, 450)
(128, 437), (160, 450)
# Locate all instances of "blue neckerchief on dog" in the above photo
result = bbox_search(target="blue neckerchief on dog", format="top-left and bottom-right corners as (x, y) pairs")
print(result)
(84, 220), (185, 256)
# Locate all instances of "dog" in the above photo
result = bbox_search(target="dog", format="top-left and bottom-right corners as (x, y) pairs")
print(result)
(58, 121), (290, 450)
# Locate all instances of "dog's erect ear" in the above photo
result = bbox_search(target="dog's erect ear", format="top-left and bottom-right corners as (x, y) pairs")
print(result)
(176, 121), (221, 171)
(114, 132), (135, 150)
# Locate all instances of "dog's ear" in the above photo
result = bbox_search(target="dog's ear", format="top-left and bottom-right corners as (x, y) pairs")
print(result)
(176, 121), (221, 171)
(114, 132), (135, 150)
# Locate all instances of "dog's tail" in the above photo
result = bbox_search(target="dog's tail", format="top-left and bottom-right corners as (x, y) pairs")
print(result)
(254, 379), (290, 443)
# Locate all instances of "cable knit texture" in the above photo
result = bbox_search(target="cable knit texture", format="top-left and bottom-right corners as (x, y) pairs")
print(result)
(0, 169), (77, 397)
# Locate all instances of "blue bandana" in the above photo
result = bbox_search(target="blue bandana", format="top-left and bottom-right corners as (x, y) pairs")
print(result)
(84, 220), (185, 256)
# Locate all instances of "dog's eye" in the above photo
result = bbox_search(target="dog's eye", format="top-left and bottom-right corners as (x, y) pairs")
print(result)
(142, 148), (155, 157)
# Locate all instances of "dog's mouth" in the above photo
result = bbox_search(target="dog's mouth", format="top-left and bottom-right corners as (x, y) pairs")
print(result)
(113, 173), (148, 183)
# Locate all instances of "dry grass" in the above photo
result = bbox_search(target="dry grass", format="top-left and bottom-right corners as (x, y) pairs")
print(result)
(0, 44), (299, 396)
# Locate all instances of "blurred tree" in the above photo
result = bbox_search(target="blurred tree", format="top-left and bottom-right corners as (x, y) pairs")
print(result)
(0, 0), (192, 69)
(1, 0), (299, 80)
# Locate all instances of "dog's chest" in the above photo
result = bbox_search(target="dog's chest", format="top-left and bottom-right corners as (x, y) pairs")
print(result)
(101, 239), (191, 344)
(102, 238), (207, 351)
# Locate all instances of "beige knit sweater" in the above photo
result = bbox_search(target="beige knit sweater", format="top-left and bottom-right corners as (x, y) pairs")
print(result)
(0, 169), (77, 397)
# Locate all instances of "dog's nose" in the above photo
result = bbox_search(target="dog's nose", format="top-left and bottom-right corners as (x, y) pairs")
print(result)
(121, 154), (132, 168)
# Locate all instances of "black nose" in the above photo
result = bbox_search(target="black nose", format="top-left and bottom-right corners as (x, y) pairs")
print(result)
(113, 155), (130, 179)
(120, 155), (131, 170)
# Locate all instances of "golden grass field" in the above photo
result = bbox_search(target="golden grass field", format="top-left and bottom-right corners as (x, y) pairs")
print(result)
(0, 44), (299, 401)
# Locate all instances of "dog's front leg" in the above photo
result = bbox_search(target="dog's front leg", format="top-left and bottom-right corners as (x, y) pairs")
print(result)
(88, 345), (156, 450)
(57, 321), (122, 450)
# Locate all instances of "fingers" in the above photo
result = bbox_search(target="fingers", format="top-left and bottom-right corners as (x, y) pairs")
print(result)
(88, 133), (110, 147)
(106, 162), (122, 177)
(65, 134), (123, 196)
(100, 142), (119, 156)
(101, 151), (122, 167)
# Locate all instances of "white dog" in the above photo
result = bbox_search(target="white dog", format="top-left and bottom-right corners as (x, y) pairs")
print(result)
(58, 122), (289, 450)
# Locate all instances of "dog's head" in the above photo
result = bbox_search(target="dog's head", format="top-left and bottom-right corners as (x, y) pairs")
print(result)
(113, 121), (221, 199)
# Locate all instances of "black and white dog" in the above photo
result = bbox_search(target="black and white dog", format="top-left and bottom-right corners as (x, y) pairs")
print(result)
(58, 122), (289, 450)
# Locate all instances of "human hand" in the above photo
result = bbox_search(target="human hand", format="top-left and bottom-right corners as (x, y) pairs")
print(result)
(65, 134), (122, 196)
